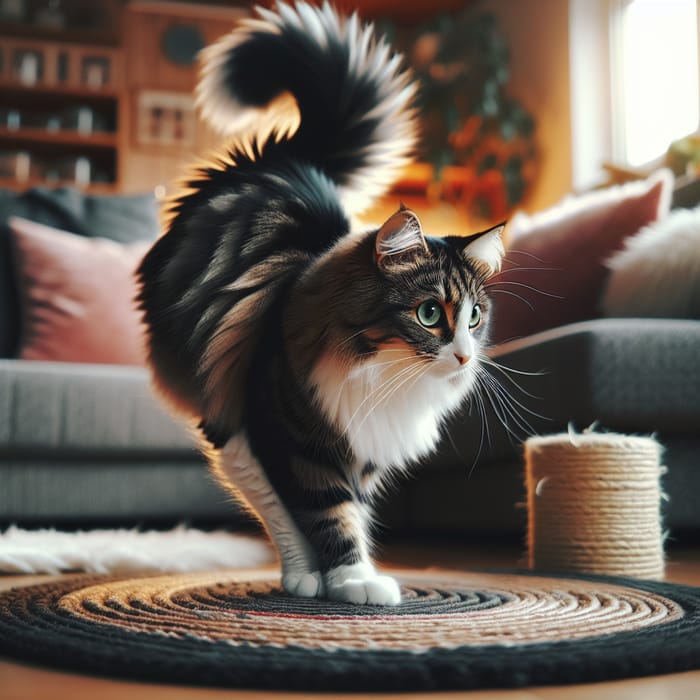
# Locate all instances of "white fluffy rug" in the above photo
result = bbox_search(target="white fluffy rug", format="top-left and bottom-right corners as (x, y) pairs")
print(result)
(0, 525), (275, 575)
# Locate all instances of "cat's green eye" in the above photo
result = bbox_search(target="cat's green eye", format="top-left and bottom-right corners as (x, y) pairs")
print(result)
(469, 304), (482, 329)
(417, 300), (444, 328)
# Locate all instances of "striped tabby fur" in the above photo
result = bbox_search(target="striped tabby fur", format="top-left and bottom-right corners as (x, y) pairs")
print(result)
(136, 1), (504, 605)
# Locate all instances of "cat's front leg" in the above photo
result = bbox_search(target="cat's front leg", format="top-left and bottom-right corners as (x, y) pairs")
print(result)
(279, 546), (325, 599)
(325, 467), (401, 605)
(324, 560), (401, 606)
(296, 496), (401, 606)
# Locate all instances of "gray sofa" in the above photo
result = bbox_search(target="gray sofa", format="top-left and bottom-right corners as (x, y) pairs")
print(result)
(0, 359), (218, 525)
(1, 319), (698, 539)
(0, 186), (228, 527)
(0, 188), (698, 539)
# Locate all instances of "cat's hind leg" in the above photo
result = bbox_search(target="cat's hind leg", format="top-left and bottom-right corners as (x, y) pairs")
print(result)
(211, 436), (324, 598)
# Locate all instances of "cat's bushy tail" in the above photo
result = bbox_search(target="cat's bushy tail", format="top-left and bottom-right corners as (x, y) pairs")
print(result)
(196, 1), (418, 214)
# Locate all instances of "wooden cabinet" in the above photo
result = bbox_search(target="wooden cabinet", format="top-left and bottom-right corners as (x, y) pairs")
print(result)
(0, 37), (124, 192)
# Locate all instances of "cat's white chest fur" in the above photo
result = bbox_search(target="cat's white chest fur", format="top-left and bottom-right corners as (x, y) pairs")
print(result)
(311, 350), (475, 470)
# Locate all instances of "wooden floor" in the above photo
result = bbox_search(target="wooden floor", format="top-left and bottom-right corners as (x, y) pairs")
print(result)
(1, 541), (699, 700)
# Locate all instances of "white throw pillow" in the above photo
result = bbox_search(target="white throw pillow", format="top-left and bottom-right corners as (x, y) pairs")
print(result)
(602, 206), (700, 318)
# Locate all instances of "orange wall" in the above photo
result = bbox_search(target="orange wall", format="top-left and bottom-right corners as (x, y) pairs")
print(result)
(120, 0), (575, 221)
(120, 3), (243, 195)
(479, 0), (574, 213)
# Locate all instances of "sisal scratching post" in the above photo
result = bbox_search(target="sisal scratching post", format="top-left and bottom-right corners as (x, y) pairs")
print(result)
(525, 432), (666, 580)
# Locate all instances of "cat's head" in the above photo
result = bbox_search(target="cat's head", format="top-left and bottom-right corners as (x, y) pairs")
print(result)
(292, 205), (504, 464)
(336, 206), (504, 385)
(304, 206), (504, 463)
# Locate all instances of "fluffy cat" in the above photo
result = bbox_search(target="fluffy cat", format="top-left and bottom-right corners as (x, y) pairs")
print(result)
(136, 1), (504, 606)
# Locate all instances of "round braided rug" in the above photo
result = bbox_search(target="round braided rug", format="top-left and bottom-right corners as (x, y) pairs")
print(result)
(1, 568), (700, 691)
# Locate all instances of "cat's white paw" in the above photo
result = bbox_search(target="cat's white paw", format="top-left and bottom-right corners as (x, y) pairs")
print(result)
(282, 570), (325, 598)
(324, 563), (401, 606)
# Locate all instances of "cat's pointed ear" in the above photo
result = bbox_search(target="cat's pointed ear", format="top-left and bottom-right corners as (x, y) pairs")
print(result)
(375, 207), (427, 267)
(451, 222), (506, 274)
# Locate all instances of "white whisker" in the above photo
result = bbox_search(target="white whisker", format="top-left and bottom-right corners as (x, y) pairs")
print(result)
(486, 280), (563, 300)
(481, 356), (547, 378)
(479, 358), (547, 405)
(465, 375), (490, 477)
(336, 328), (370, 349)
(476, 366), (538, 442)
(481, 389), (524, 443)
(490, 265), (560, 277)
(486, 288), (534, 310)
(480, 364), (550, 422)
(503, 249), (549, 264)
(343, 360), (426, 438)
(346, 359), (430, 440)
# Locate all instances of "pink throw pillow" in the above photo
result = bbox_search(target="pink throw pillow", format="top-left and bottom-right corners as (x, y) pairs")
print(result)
(489, 170), (673, 344)
(8, 216), (150, 365)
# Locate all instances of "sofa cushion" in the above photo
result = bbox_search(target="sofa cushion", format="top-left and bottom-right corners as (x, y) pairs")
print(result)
(0, 187), (159, 358)
(0, 360), (195, 452)
(8, 217), (149, 365)
(602, 204), (700, 319)
(489, 170), (673, 344)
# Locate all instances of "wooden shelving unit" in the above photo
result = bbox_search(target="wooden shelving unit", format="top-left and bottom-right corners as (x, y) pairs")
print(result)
(0, 1), (124, 193)
(0, 126), (118, 148)
(0, 20), (120, 46)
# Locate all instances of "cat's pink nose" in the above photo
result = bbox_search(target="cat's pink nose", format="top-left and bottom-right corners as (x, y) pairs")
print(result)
(454, 353), (469, 366)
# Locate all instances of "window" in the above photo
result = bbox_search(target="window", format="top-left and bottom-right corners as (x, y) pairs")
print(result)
(611, 0), (699, 167)
(570, 0), (700, 188)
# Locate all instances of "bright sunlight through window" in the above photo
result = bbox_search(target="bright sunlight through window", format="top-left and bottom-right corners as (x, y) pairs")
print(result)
(615, 0), (700, 166)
